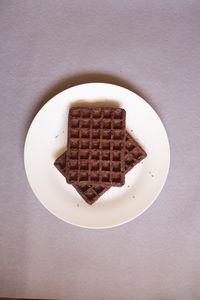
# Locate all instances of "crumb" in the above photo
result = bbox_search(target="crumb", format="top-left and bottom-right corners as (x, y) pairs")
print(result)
(132, 195), (135, 198)
(151, 174), (154, 177)
(128, 185), (130, 188)
(77, 203), (79, 207)
(55, 135), (59, 139)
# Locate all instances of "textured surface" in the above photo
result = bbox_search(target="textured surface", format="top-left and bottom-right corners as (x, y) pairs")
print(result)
(0, 1), (200, 299)
(55, 131), (147, 204)
(66, 107), (126, 186)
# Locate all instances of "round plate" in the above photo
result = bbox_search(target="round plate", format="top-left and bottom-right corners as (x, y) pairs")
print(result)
(24, 83), (170, 229)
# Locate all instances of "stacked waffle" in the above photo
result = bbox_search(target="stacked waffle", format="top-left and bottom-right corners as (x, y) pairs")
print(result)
(54, 107), (147, 204)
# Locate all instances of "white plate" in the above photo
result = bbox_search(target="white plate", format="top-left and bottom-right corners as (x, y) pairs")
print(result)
(24, 83), (170, 229)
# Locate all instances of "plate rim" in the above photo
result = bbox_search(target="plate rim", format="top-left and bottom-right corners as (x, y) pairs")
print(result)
(24, 82), (170, 229)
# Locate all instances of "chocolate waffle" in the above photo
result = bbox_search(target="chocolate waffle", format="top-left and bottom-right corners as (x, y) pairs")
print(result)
(66, 107), (126, 186)
(54, 150), (110, 205)
(55, 131), (147, 204)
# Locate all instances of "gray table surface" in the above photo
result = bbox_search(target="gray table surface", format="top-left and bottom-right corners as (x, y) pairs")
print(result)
(0, 1), (200, 299)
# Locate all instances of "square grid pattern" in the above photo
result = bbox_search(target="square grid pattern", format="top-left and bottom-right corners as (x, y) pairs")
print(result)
(124, 132), (147, 173)
(55, 131), (147, 204)
(66, 107), (126, 186)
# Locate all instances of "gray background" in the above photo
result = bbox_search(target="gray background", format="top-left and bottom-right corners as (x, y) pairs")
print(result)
(0, 0), (200, 299)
